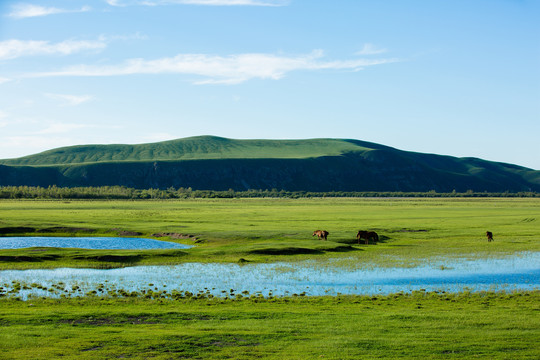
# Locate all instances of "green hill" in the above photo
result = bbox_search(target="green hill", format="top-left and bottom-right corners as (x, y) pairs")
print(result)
(0, 136), (373, 166)
(0, 136), (538, 192)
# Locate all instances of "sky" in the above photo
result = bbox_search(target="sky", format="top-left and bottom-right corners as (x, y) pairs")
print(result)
(0, 0), (539, 169)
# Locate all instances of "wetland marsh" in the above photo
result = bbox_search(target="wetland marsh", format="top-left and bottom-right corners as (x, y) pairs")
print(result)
(1, 252), (538, 300)
(1, 198), (539, 359)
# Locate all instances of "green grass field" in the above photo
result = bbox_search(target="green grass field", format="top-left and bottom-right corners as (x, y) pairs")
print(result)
(0, 292), (538, 359)
(0, 198), (539, 269)
(1, 198), (539, 359)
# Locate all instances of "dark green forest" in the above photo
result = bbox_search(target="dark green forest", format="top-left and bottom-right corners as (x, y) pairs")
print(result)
(0, 185), (537, 199)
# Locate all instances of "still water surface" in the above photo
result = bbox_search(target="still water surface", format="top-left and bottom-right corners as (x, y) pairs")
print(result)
(1, 252), (538, 299)
(0, 237), (192, 250)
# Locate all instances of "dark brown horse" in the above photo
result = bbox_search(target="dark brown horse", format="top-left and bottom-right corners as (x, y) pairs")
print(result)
(313, 230), (329, 240)
(356, 230), (379, 245)
(486, 231), (494, 242)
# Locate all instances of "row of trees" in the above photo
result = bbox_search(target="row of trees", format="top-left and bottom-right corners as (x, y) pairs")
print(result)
(0, 186), (538, 200)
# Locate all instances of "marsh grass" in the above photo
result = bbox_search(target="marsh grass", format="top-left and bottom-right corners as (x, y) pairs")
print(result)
(0, 291), (538, 359)
(0, 198), (538, 269)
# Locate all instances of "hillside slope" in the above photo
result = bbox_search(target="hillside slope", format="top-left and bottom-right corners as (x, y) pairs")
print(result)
(0, 136), (538, 192)
(0, 136), (374, 165)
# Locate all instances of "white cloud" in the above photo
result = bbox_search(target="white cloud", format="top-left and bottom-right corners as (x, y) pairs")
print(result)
(45, 93), (94, 106)
(156, 0), (287, 5)
(8, 4), (91, 19)
(357, 43), (387, 56)
(107, 0), (287, 6)
(27, 50), (399, 84)
(105, 0), (121, 5)
(0, 77), (11, 84)
(0, 39), (107, 60)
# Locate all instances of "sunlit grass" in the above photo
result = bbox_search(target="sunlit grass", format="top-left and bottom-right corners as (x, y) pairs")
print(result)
(0, 292), (538, 359)
(0, 198), (538, 269)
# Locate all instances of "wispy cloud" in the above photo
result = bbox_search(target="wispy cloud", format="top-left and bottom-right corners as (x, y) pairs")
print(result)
(8, 4), (91, 19)
(105, 0), (124, 6)
(0, 39), (107, 60)
(0, 77), (11, 85)
(27, 50), (399, 84)
(45, 93), (94, 106)
(106, 0), (288, 7)
(356, 43), (387, 56)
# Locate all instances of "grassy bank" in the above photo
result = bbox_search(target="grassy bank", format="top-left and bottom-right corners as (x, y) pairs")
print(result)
(0, 292), (538, 359)
(0, 198), (539, 269)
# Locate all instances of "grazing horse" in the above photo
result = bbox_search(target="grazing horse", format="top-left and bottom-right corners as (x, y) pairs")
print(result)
(356, 230), (379, 245)
(486, 231), (494, 242)
(313, 230), (329, 240)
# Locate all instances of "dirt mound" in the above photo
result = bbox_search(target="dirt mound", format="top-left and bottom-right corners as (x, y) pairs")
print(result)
(117, 231), (143, 236)
(152, 232), (197, 241)
(248, 247), (324, 255)
(37, 227), (96, 233)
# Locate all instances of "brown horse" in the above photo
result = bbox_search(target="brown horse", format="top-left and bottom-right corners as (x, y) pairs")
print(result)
(313, 230), (329, 240)
(486, 231), (494, 242)
(356, 230), (379, 245)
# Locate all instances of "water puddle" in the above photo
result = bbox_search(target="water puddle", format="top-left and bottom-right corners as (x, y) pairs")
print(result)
(0, 237), (192, 250)
(1, 252), (538, 299)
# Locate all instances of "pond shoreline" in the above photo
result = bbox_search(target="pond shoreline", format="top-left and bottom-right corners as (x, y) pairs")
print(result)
(0, 236), (193, 250)
(2, 252), (538, 300)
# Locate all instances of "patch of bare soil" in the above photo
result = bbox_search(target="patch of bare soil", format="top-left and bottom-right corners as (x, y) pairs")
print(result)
(37, 227), (96, 233)
(116, 230), (143, 236)
(152, 232), (198, 241)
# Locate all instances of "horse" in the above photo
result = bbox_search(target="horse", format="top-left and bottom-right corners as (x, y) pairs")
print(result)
(356, 230), (379, 245)
(486, 231), (494, 242)
(313, 230), (329, 240)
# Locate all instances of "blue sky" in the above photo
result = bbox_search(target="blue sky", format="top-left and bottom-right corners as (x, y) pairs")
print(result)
(1, 0), (539, 169)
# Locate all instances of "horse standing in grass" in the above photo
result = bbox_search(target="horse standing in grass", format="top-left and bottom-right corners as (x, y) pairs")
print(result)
(357, 230), (379, 245)
(313, 230), (329, 240)
(486, 231), (494, 242)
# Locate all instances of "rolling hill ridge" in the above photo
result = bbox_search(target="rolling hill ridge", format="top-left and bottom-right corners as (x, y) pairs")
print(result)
(0, 136), (538, 192)
(0, 136), (376, 165)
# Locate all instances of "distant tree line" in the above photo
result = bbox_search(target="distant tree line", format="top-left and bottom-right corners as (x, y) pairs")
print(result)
(0, 185), (538, 200)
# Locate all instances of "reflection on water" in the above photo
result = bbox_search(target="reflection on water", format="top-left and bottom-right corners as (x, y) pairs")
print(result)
(1, 252), (538, 300)
(0, 237), (192, 250)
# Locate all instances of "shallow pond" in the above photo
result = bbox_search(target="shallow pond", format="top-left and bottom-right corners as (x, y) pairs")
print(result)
(1, 252), (538, 300)
(0, 237), (192, 250)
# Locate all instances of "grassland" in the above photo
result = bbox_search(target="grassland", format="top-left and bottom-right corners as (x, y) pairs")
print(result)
(0, 292), (538, 359)
(0, 198), (538, 269)
(1, 198), (539, 359)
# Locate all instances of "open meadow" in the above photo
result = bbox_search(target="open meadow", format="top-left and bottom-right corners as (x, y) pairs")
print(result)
(1, 198), (539, 359)
(0, 197), (539, 269)
(0, 292), (538, 359)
